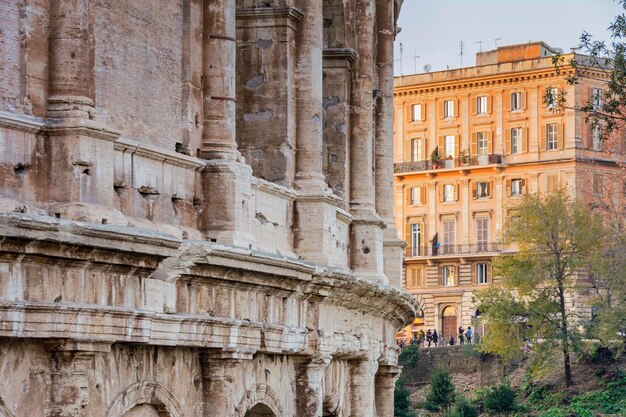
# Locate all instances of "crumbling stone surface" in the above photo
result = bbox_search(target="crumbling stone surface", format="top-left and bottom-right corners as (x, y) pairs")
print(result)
(0, 1), (413, 416)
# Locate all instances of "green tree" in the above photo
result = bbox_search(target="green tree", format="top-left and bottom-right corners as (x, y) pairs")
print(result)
(475, 191), (606, 386)
(394, 375), (416, 417)
(424, 369), (456, 413)
(398, 343), (420, 369)
(449, 397), (479, 417)
(481, 384), (517, 416)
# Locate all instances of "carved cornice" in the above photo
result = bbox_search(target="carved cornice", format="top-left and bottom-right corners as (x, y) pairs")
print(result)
(114, 137), (206, 170)
(323, 48), (358, 63)
(236, 6), (304, 24)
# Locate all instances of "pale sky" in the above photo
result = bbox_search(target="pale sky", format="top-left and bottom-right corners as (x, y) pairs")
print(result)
(394, 0), (623, 75)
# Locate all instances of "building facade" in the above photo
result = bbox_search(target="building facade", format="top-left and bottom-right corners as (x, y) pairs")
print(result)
(393, 42), (625, 342)
(0, 1), (415, 417)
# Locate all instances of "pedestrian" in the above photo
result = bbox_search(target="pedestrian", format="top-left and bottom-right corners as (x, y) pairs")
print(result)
(418, 329), (426, 347)
(465, 326), (473, 345)
(448, 336), (455, 346)
(458, 326), (465, 345)
(410, 334), (418, 346)
(426, 329), (432, 347)
(432, 329), (438, 346)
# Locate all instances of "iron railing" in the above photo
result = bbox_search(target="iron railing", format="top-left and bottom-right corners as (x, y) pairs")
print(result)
(394, 154), (504, 174)
(405, 242), (505, 258)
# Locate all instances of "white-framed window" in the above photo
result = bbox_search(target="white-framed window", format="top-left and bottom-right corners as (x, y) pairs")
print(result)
(412, 103), (423, 121)
(592, 126), (602, 151)
(409, 186), (424, 205)
(444, 135), (456, 158)
(477, 96), (488, 114)
(410, 223), (423, 256)
(591, 88), (602, 110)
(477, 263), (488, 284)
(443, 184), (455, 202)
(411, 138), (423, 161)
(477, 132), (489, 156)
(547, 87), (559, 109)
(546, 123), (558, 150)
(511, 179), (523, 197)
(476, 181), (490, 199)
(476, 218), (489, 252)
(444, 100), (455, 118)
(442, 220), (455, 254)
(511, 127), (522, 154)
(442, 265), (456, 286)
(511, 92), (522, 110)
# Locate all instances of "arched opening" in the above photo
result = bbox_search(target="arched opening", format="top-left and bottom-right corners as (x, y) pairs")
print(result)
(121, 405), (161, 417)
(441, 305), (457, 343)
(245, 404), (276, 417)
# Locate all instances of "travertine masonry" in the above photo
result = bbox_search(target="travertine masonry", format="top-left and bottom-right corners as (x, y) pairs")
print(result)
(0, 1), (413, 416)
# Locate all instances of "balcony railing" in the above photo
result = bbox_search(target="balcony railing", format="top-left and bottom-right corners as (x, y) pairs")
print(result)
(405, 242), (505, 258)
(394, 154), (504, 174)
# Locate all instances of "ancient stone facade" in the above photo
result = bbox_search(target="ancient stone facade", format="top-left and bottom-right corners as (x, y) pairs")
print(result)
(0, 1), (415, 416)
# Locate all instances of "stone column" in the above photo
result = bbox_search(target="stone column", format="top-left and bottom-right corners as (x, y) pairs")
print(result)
(350, 0), (387, 284)
(375, 365), (401, 417)
(48, 341), (110, 417)
(293, 1), (348, 268)
(375, 0), (405, 288)
(47, 0), (95, 118)
(200, 0), (254, 247)
(200, 351), (246, 417)
(295, 356), (330, 417)
(350, 359), (377, 417)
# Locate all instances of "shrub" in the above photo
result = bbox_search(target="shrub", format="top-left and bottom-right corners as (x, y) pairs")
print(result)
(394, 375), (416, 417)
(398, 343), (420, 369)
(481, 384), (517, 415)
(448, 397), (479, 417)
(424, 369), (456, 413)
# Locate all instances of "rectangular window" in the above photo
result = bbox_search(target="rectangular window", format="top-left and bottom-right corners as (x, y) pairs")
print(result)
(477, 263), (488, 284)
(444, 135), (456, 158)
(547, 87), (559, 109)
(442, 265), (456, 286)
(410, 223), (423, 256)
(409, 186), (425, 205)
(407, 267), (423, 288)
(444, 100), (454, 118)
(443, 184), (455, 202)
(511, 179), (523, 197)
(476, 181), (490, 199)
(546, 123), (558, 150)
(442, 220), (455, 254)
(477, 132), (489, 156)
(591, 88), (602, 109)
(412, 104), (423, 121)
(477, 96), (488, 114)
(593, 174), (604, 196)
(511, 127), (522, 154)
(476, 218), (489, 252)
(592, 126), (602, 151)
(411, 138), (423, 161)
(511, 92), (522, 110)
(547, 174), (559, 192)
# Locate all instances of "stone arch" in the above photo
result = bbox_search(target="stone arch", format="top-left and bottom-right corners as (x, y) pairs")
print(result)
(236, 384), (284, 417)
(440, 305), (458, 342)
(105, 382), (182, 417)
(245, 403), (276, 417)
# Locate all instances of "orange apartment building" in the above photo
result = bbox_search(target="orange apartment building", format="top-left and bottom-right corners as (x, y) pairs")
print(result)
(393, 42), (626, 342)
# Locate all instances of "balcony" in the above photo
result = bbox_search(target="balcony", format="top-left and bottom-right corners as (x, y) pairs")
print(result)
(405, 242), (506, 258)
(394, 154), (504, 174)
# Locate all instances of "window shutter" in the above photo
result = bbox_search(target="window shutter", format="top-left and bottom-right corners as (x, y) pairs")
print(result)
(404, 223), (411, 248)
(406, 187), (412, 204)
(521, 91), (527, 109)
(505, 129), (512, 154)
(540, 125), (547, 151)
(421, 138), (427, 161)
(420, 186), (426, 204)
(471, 181), (477, 199)
(455, 136), (460, 158)
(454, 183), (459, 201)
(438, 136), (445, 153)
(454, 99), (459, 118)
(471, 132), (478, 155)
(439, 101), (444, 119)
(471, 97), (477, 115)
(471, 263), (477, 284)
(523, 128), (529, 153)
(505, 93), (511, 111)
(419, 223), (425, 254)
(421, 103), (427, 121)
(438, 185), (444, 202)
(557, 123), (564, 149)
(588, 88), (595, 106)
(487, 181), (492, 198)
(587, 123), (593, 149)
(487, 131), (493, 154)
(521, 178), (527, 194)
(438, 265), (443, 286)
(487, 95), (493, 113)
(488, 263), (492, 283)
(505, 179), (511, 196)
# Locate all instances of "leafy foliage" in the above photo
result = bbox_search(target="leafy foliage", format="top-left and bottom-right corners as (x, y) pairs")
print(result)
(424, 369), (456, 413)
(398, 343), (420, 369)
(394, 375), (416, 417)
(479, 384), (517, 416)
(448, 397), (479, 417)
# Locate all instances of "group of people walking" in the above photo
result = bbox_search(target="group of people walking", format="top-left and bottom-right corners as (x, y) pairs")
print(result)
(398, 326), (474, 349)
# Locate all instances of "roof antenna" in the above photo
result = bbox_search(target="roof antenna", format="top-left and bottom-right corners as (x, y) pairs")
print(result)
(494, 37), (502, 48)
(476, 40), (483, 53)
(458, 41), (464, 68)
(413, 49), (420, 74)
(395, 42), (404, 75)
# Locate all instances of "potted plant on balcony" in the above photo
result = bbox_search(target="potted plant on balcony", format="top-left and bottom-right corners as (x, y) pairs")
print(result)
(430, 148), (442, 169)
(444, 155), (455, 169)
(459, 149), (470, 166)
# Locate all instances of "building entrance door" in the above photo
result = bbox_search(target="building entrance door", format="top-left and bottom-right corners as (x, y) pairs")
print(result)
(441, 306), (457, 342)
